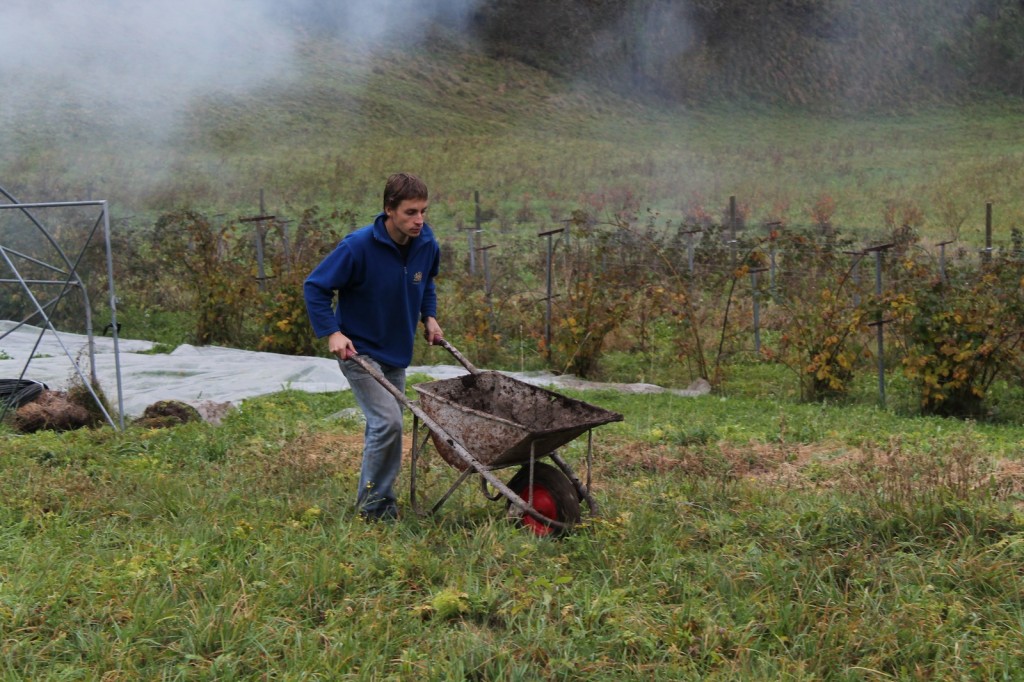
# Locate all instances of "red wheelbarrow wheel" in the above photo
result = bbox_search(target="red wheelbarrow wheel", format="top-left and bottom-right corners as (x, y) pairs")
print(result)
(506, 462), (581, 536)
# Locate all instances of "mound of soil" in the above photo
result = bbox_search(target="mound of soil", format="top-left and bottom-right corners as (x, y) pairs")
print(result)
(133, 400), (202, 428)
(13, 390), (97, 433)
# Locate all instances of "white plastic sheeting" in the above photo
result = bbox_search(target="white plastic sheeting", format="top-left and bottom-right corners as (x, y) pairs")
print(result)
(0, 321), (463, 417)
(1, 321), (704, 418)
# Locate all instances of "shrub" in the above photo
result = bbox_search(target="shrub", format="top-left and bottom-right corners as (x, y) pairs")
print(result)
(257, 207), (348, 356)
(760, 229), (870, 402)
(151, 210), (255, 346)
(894, 255), (1024, 417)
(547, 211), (656, 378)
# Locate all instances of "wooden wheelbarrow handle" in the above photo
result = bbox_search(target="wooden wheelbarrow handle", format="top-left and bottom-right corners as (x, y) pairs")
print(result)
(346, 339), (475, 401)
(435, 339), (479, 374)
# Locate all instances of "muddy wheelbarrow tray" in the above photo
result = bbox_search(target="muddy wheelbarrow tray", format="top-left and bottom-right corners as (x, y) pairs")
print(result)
(351, 341), (622, 533)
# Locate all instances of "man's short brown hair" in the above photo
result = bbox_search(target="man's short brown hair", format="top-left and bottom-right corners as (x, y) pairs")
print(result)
(383, 172), (428, 212)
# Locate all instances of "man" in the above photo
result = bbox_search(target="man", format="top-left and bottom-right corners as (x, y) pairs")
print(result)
(304, 172), (443, 521)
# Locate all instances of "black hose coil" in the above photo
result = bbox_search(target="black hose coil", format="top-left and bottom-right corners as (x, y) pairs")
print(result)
(0, 379), (48, 408)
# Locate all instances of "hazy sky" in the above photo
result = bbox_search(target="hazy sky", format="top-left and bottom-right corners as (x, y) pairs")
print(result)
(0, 1), (288, 133)
(0, 0), (479, 133)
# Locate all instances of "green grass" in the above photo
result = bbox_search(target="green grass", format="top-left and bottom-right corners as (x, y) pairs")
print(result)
(3, 386), (1024, 679)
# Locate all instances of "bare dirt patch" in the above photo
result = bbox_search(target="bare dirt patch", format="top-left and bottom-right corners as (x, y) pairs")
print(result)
(281, 431), (366, 470)
(608, 437), (1024, 505)
(274, 431), (421, 469)
(991, 458), (1024, 502)
(601, 437), (843, 482)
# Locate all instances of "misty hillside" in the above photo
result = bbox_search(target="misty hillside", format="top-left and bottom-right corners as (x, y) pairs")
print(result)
(1, 0), (1022, 227)
(0, 22), (694, 215)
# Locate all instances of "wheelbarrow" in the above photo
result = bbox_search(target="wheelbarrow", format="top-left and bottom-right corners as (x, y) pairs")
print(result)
(350, 341), (622, 536)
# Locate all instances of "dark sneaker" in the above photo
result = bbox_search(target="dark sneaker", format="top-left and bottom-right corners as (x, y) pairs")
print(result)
(359, 506), (399, 523)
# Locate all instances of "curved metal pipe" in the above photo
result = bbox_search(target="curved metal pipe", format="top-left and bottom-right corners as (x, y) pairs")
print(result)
(0, 184), (96, 381)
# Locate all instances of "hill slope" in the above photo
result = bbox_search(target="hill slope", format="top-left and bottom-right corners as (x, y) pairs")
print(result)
(1, 30), (1022, 238)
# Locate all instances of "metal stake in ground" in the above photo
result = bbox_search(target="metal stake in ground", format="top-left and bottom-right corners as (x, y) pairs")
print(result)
(538, 227), (565, 360)
(865, 243), (894, 408)
(749, 267), (769, 354)
(937, 239), (956, 283)
(239, 191), (276, 293)
(983, 202), (993, 266)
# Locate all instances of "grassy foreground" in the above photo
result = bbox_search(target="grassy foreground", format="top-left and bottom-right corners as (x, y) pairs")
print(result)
(3, 382), (1023, 680)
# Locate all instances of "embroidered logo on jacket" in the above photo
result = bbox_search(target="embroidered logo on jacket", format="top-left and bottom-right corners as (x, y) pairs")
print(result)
(413, 272), (423, 283)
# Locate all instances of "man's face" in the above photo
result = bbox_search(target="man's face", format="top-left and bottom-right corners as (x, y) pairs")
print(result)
(385, 198), (428, 245)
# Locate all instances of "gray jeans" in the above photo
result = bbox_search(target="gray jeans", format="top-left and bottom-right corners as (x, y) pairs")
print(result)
(340, 356), (406, 518)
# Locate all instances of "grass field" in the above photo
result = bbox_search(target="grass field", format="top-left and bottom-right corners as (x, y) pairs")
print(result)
(3, 383), (1024, 680)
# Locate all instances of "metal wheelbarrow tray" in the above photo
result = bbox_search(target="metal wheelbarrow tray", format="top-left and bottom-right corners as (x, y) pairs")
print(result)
(414, 369), (622, 471)
(352, 341), (622, 535)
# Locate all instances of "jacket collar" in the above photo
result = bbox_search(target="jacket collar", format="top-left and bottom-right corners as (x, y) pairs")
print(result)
(371, 212), (432, 250)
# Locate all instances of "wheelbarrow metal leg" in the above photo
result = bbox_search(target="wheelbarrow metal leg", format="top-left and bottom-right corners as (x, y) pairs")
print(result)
(430, 467), (476, 515)
(550, 451), (600, 516)
(409, 416), (433, 517)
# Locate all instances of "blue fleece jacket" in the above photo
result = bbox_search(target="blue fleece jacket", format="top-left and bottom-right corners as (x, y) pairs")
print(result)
(303, 213), (440, 368)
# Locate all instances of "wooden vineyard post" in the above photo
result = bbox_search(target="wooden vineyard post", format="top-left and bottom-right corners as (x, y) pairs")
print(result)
(984, 202), (993, 266)
(478, 242), (497, 329)
(843, 250), (864, 307)
(682, 227), (701, 275)
(763, 220), (781, 299)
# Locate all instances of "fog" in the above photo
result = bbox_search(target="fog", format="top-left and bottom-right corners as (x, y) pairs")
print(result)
(0, 1), (281, 132)
(0, 0), (479, 143)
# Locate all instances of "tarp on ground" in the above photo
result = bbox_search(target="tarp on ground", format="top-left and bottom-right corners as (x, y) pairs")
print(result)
(0, 321), (705, 418)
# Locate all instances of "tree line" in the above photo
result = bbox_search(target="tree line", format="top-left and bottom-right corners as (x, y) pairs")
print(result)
(468, 0), (1023, 108)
